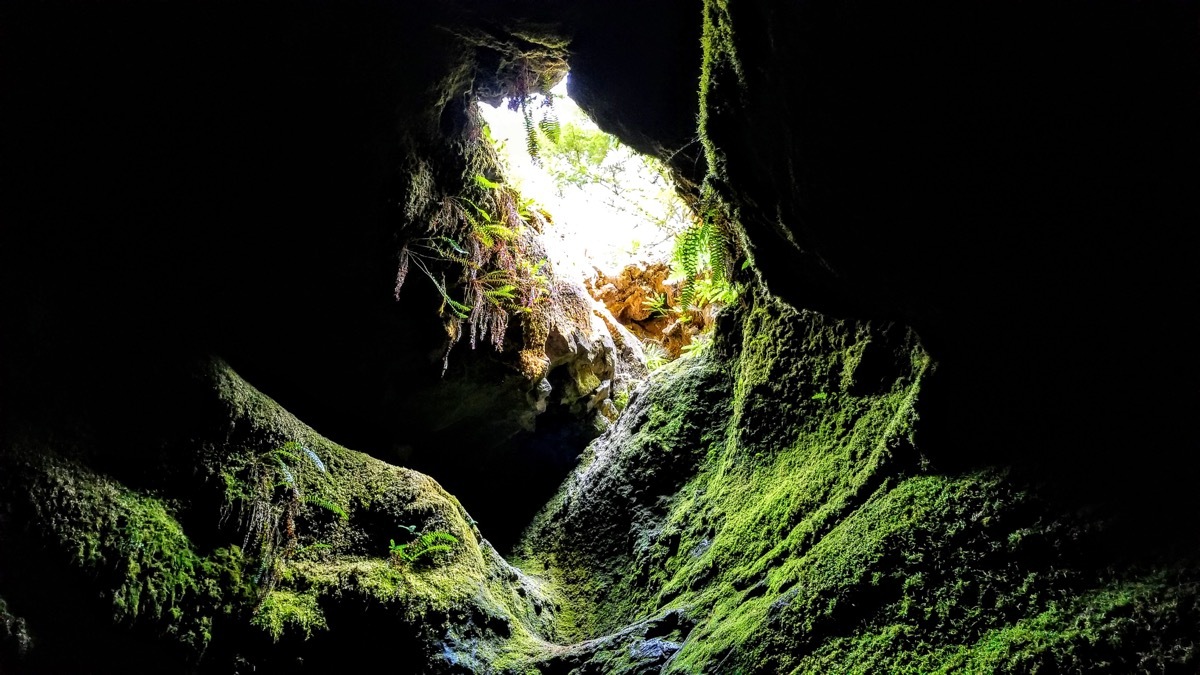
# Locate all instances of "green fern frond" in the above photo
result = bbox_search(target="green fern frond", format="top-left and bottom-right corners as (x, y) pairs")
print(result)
(438, 236), (469, 256)
(679, 277), (697, 309)
(674, 225), (703, 279)
(273, 448), (302, 465)
(420, 531), (459, 548)
(442, 296), (472, 320)
(473, 173), (502, 190)
(388, 531), (458, 563)
(304, 495), (348, 521)
(642, 340), (670, 371)
(417, 545), (454, 556)
(459, 198), (493, 224)
(705, 217), (731, 283)
(642, 292), (670, 318)
(539, 104), (560, 144)
(477, 223), (517, 245)
(522, 104), (539, 161)
(484, 284), (518, 302)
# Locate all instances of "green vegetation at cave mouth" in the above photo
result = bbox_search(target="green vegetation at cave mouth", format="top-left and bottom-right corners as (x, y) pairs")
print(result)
(514, 290), (1200, 673)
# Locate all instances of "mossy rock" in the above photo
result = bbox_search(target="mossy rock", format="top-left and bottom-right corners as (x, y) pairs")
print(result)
(0, 358), (561, 672)
(516, 292), (1200, 673)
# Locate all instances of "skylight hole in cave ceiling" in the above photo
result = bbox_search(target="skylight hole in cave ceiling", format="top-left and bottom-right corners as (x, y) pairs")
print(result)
(477, 74), (693, 285)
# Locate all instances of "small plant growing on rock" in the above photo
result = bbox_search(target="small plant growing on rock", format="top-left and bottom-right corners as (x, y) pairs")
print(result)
(642, 341), (671, 371)
(395, 161), (552, 373)
(642, 292), (671, 318)
(680, 333), (714, 358)
(672, 193), (735, 310)
(388, 531), (459, 565)
(224, 441), (347, 593)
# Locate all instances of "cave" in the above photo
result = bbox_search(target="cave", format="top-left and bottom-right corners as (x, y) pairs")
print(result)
(1, 0), (1197, 672)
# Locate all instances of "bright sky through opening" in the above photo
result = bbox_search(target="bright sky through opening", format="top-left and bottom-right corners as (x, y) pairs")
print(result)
(477, 76), (690, 284)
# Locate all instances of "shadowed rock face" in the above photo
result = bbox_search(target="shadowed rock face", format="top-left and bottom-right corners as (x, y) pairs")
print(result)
(563, 0), (1199, 502)
(0, 0), (638, 553)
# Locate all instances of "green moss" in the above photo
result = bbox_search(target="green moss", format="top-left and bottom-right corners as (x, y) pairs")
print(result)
(518, 291), (1200, 673)
(2, 358), (565, 666)
(698, 0), (745, 178)
(14, 453), (249, 652)
(251, 589), (327, 641)
(202, 361), (560, 657)
(514, 347), (734, 642)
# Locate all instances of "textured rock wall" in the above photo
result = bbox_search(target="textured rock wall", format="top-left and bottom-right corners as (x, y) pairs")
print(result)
(0, 358), (564, 672)
(518, 293), (1200, 673)
(566, 0), (1200, 498)
(0, 0), (639, 554)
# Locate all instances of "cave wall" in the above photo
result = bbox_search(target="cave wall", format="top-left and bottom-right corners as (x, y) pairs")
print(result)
(0, 0), (635, 552)
(565, 0), (1200, 492)
(0, 357), (565, 672)
(0, 0), (465, 439)
(0, 1), (585, 668)
(518, 293), (1200, 673)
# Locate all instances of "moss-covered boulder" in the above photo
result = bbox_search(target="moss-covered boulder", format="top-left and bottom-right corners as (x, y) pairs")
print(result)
(0, 359), (562, 672)
(516, 293), (1200, 673)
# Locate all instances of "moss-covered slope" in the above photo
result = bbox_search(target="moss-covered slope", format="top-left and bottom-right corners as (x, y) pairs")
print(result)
(0, 359), (563, 672)
(517, 293), (1200, 673)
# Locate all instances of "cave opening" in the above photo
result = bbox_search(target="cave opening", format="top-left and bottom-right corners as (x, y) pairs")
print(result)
(476, 75), (739, 362)
(476, 76), (687, 286)
(390, 78), (733, 553)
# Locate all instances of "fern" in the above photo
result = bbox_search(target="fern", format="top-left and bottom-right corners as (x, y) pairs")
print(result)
(642, 292), (670, 318)
(419, 531), (459, 549)
(516, 92), (560, 162)
(394, 108), (555, 372)
(539, 94), (560, 144)
(484, 283), (518, 304)
(432, 236), (471, 264)
(389, 531), (459, 564)
(675, 222), (702, 308)
(473, 173), (502, 190)
(522, 103), (539, 162)
(673, 203), (735, 309)
(443, 294), (472, 320)
(304, 495), (348, 521)
(702, 214), (731, 284)
(675, 224), (703, 279)
(681, 333), (713, 358)
(476, 223), (517, 248)
(230, 442), (347, 596)
(642, 340), (671, 371)
(459, 197), (493, 225)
